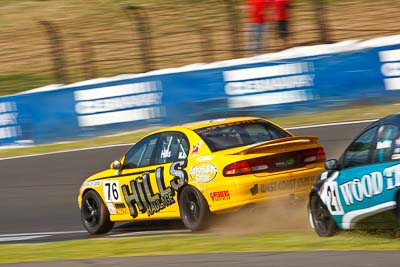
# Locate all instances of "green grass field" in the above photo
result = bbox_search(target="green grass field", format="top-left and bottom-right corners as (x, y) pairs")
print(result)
(1, 230), (400, 264)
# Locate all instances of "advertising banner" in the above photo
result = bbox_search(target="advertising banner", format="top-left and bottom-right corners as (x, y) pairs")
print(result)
(2, 36), (400, 145)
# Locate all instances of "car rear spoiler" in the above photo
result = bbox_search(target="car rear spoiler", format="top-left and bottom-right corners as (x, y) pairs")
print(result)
(231, 136), (320, 155)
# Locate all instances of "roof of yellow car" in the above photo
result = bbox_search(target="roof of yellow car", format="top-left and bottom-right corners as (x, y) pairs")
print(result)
(183, 116), (265, 129)
(151, 117), (268, 134)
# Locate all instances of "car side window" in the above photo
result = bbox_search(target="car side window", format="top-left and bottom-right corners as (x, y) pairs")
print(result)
(342, 127), (377, 169)
(372, 124), (400, 163)
(154, 132), (189, 164)
(123, 134), (160, 169)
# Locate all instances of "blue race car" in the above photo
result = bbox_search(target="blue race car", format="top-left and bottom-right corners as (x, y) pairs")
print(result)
(309, 114), (400, 236)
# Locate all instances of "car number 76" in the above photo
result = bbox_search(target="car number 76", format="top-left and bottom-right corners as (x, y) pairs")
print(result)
(103, 181), (121, 202)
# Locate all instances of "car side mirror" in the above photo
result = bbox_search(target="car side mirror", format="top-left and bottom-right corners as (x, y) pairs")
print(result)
(110, 160), (122, 170)
(325, 159), (339, 171)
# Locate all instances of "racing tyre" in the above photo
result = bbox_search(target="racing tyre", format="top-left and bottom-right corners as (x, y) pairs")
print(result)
(179, 186), (210, 231)
(310, 195), (337, 237)
(397, 192), (400, 226)
(81, 190), (114, 234)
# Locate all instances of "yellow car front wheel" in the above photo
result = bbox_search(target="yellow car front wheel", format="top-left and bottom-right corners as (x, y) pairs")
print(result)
(81, 190), (114, 234)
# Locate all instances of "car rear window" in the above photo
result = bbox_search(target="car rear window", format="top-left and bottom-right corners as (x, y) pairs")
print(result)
(195, 120), (290, 152)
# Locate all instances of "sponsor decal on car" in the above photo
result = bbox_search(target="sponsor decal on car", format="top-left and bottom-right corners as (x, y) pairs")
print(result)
(81, 180), (101, 189)
(261, 176), (314, 193)
(121, 160), (188, 217)
(191, 141), (203, 155)
(190, 162), (217, 183)
(116, 208), (130, 215)
(274, 157), (296, 168)
(261, 179), (295, 192)
(338, 163), (400, 206)
(392, 154), (400, 160)
(376, 140), (392, 149)
(196, 156), (214, 161)
(114, 203), (130, 215)
(317, 163), (400, 224)
(210, 190), (230, 201)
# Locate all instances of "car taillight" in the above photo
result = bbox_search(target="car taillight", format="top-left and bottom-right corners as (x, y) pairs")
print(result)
(223, 161), (252, 176)
(223, 157), (271, 177)
(223, 147), (325, 177)
(303, 147), (325, 164)
(248, 157), (271, 172)
(317, 147), (326, 162)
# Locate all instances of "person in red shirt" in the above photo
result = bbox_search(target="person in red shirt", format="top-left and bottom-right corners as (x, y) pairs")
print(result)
(272, 0), (290, 49)
(247, 0), (272, 54)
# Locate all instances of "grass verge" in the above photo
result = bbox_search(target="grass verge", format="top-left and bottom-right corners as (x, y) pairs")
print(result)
(1, 230), (400, 264)
(1, 103), (399, 158)
(0, 73), (54, 95)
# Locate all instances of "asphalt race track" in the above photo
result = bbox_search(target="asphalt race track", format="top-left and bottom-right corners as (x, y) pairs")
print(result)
(5, 251), (400, 267)
(4, 120), (396, 267)
(0, 121), (371, 236)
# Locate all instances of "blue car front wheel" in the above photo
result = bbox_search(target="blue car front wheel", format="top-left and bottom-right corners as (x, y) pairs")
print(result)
(397, 192), (400, 226)
(310, 195), (338, 237)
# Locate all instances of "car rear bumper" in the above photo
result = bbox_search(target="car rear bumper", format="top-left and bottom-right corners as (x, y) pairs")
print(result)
(204, 167), (323, 213)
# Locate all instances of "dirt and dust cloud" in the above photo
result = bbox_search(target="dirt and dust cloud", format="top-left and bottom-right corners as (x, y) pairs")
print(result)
(207, 199), (311, 236)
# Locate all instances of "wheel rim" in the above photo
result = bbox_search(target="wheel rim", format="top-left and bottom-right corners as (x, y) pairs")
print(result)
(312, 198), (330, 233)
(184, 191), (200, 223)
(82, 196), (101, 227)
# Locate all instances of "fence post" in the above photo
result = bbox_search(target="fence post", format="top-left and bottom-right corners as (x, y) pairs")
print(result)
(81, 41), (97, 80)
(224, 0), (242, 58)
(39, 20), (69, 84)
(125, 5), (153, 72)
(198, 27), (215, 63)
(314, 0), (330, 43)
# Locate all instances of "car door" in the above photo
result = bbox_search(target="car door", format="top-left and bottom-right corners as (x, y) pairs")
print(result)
(321, 125), (378, 229)
(118, 131), (190, 220)
(330, 124), (400, 228)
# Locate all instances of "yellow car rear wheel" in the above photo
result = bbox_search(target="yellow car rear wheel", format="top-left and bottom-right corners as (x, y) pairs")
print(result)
(179, 186), (211, 231)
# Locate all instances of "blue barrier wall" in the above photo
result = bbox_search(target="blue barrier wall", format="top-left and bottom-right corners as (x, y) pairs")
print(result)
(1, 36), (400, 145)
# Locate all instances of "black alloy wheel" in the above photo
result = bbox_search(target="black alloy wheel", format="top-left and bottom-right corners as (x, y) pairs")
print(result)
(179, 186), (210, 231)
(310, 195), (338, 237)
(397, 192), (400, 225)
(81, 190), (114, 234)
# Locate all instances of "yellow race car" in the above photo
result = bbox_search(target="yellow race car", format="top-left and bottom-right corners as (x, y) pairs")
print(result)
(78, 117), (325, 234)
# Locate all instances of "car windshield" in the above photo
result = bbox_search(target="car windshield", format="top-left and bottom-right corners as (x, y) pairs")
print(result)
(194, 119), (290, 152)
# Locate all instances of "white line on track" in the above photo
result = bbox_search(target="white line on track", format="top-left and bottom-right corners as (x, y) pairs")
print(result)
(0, 230), (87, 237)
(0, 229), (191, 242)
(0, 143), (133, 161)
(0, 119), (378, 161)
(0, 235), (51, 242)
(0, 230), (87, 243)
(286, 119), (377, 130)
